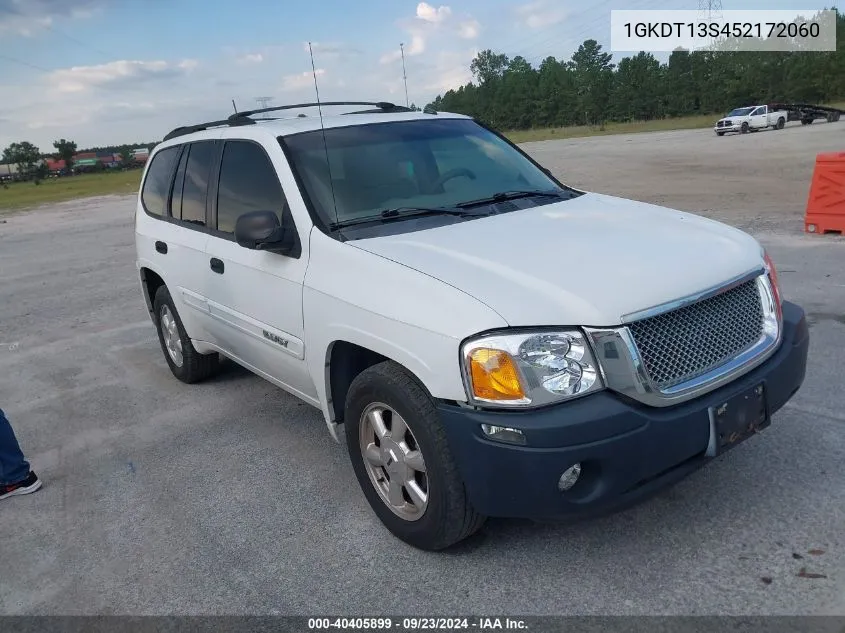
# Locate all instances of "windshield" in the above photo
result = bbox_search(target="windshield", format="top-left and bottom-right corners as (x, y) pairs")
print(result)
(281, 118), (568, 231)
(727, 107), (754, 117)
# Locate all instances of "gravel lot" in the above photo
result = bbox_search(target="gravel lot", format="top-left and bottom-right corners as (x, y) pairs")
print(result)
(1, 121), (843, 616)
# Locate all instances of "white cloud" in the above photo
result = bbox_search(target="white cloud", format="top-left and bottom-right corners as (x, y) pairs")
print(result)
(238, 53), (264, 64)
(304, 42), (348, 55)
(0, 0), (107, 35)
(380, 34), (426, 64)
(459, 19), (481, 39)
(282, 68), (325, 91)
(416, 2), (452, 23)
(47, 59), (198, 94)
(515, 0), (568, 29)
(0, 5), (482, 151)
(418, 49), (476, 94)
(380, 3), (480, 64)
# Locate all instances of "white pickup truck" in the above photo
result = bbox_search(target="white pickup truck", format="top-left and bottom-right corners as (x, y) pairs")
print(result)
(714, 104), (788, 136)
(135, 102), (810, 550)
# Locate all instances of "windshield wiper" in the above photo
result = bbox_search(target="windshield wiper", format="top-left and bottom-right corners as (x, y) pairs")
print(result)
(455, 189), (569, 209)
(330, 206), (484, 230)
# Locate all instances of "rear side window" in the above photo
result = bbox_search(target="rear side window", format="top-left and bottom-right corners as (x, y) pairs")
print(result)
(180, 141), (216, 226)
(141, 146), (180, 216)
(216, 140), (287, 234)
(170, 146), (188, 219)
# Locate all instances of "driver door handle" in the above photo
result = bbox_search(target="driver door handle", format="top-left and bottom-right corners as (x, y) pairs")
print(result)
(210, 258), (224, 274)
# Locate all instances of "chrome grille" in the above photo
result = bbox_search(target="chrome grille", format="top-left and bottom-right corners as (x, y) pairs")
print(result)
(628, 278), (765, 390)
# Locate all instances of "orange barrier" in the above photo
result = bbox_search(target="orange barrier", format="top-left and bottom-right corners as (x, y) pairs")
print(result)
(805, 152), (845, 235)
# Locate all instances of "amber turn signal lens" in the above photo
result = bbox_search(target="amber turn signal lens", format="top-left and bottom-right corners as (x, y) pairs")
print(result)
(763, 250), (782, 306)
(468, 348), (526, 401)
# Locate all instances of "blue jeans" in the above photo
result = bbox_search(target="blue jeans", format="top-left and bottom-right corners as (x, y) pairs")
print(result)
(0, 408), (31, 485)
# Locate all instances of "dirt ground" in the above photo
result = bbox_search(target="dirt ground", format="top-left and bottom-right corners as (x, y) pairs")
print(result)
(0, 120), (843, 617)
(529, 119), (845, 234)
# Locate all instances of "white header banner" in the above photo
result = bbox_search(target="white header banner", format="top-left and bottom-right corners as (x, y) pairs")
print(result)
(610, 9), (837, 52)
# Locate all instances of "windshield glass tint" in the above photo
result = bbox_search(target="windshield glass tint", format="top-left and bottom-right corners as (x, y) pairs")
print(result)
(282, 118), (561, 227)
(728, 108), (754, 116)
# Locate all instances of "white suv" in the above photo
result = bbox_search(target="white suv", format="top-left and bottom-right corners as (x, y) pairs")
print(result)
(134, 101), (809, 550)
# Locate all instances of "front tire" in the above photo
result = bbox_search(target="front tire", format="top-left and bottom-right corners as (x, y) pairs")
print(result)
(153, 285), (220, 384)
(741, 122), (749, 134)
(344, 361), (485, 551)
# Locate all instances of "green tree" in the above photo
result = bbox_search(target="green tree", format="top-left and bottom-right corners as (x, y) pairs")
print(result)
(119, 146), (134, 166)
(570, 40), (615, 126)
(613, 52), (663, 121)
(2, 141), (41, 179)
(427, 9), (845, 132)
(52, 138), (77, 171)
(470, 49), (510, 84)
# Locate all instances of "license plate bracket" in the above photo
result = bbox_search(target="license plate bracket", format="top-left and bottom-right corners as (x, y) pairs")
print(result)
(706, 383), (770, 457)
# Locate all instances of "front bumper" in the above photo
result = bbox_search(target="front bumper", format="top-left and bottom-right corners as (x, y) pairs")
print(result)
(438, 300), (809, 520)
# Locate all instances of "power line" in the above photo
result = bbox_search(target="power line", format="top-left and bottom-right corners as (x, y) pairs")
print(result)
(44, 24), (113, 59)
(0, 53), (51, 73)
(518, 0), (668, 67)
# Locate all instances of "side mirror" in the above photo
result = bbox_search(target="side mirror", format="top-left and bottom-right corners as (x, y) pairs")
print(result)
(234, 210), (298, 256)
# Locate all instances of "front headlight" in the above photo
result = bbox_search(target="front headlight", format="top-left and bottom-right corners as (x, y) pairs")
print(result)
(460, 330), (604, 408)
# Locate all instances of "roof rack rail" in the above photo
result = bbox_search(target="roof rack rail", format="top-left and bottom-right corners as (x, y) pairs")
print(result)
(162, 117), (255, 142)
(227, 101), (412, 121)
(162, 101), (426, 142)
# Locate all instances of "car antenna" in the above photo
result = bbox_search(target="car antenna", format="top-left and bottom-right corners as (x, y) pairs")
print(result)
(308, 42), (339, 228)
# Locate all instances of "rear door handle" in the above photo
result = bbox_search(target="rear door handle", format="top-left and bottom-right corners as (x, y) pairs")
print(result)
(155, 241), (168, 254)
(210, 258), (224, 274)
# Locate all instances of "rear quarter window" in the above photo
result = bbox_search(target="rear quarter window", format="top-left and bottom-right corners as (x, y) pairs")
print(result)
(141, 146), (180, 216)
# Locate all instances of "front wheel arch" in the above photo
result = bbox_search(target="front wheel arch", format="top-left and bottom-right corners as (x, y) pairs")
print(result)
(344, 359), (485, 550)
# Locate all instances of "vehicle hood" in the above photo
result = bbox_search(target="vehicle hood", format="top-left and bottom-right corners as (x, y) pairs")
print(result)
(349, 192), (764, 327)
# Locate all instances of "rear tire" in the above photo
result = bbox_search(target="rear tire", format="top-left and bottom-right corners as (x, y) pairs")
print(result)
(716, 131), (725, 136)
(153, 285), (220, 384)
(777, 117), (785, 130)
(344, 360), (486, 551)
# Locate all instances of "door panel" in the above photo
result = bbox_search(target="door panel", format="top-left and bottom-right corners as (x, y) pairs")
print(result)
(204, 241), (313, 397)
(163, 141), (217, 342)
(202, 138), (315, 399)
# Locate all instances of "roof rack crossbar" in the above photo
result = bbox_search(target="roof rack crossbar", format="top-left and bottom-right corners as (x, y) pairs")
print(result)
(227, 101), (411, 121)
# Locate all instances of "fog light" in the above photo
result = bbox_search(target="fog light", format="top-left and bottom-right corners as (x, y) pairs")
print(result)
(558, 463), (582, 491)
(808, 224), (817, 233)
(480, 424), (526, 445)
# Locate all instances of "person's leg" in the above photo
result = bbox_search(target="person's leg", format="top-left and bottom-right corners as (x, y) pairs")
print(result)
(0, 408), (41, 498)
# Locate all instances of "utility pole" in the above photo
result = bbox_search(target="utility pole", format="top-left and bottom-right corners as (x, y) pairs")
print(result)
(698, 0), (723, 20)
(400, 43), (409, 108)
(254, 96), (273, 118)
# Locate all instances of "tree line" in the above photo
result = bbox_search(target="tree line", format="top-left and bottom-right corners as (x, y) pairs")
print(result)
(1, 138), (157, 182)
(424, 9), (845, 130)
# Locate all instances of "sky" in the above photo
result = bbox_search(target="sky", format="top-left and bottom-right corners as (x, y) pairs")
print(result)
(0, 0), (823, 150)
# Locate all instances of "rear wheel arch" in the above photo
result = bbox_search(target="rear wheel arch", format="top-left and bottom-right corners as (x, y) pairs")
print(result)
(140, 267), (165, 316)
